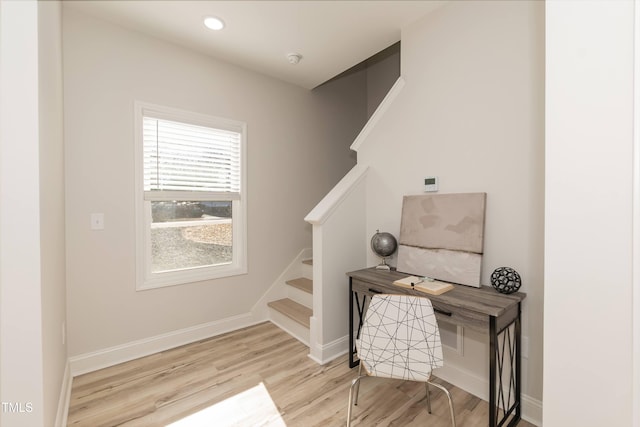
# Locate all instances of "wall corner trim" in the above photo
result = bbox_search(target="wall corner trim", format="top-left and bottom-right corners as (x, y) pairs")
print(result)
(350, 76), (405, 153)
(633, 0), (640, 423)
(55, 361), (72, 427)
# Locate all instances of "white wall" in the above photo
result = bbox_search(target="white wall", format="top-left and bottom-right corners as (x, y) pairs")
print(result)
(63, 8), (364, 359)
(0, 1), (45, 425)
(544, 1), (635, 425)
(0, 2), (67, 425)
(356, 0), (545, 413)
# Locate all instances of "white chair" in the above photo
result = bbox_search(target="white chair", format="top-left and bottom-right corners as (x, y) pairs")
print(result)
(346, 293), (456, 426)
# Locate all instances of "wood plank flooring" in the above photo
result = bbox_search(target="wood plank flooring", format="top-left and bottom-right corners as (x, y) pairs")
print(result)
(68, 322), (535, 427)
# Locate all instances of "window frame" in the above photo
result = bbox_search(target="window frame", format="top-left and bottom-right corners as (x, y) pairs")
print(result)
(134, 101), (247, 290)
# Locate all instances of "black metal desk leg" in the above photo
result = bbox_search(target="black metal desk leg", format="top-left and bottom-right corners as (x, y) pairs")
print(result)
(515, 303), (522, 423)
(349, 278), (355, 368)
(490, 316), (497, 427)
(349, 287), (367, 368)
(491, 310), (522, 427)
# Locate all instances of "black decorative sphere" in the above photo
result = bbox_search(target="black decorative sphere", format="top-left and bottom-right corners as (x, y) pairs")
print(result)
(371, 231), (397, 258)
(491, 267), (521, 294)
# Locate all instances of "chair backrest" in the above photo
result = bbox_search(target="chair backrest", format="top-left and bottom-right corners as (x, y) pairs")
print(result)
(357, 294), (443, 382)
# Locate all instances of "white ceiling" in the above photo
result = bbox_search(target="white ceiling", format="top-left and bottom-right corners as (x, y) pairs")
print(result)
(64, 1), (445, 89)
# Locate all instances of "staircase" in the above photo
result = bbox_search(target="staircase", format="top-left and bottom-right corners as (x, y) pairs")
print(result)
(265, 80), (400, 363)
(267, 258), (313, 345)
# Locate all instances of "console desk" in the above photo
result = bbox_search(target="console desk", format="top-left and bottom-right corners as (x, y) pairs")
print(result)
(347, 267), (526, 427)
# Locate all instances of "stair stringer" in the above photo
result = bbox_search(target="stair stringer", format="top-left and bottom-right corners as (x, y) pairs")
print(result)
(251, 248), (312, 323)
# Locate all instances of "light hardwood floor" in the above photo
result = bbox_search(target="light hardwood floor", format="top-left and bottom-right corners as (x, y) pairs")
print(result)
(68, 322), (535, 426)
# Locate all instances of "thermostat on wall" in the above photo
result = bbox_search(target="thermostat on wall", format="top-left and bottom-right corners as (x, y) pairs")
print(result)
(424, 176), (439, 192)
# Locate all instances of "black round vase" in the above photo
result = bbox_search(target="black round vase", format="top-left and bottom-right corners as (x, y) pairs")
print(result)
(490, 267), (521, 294)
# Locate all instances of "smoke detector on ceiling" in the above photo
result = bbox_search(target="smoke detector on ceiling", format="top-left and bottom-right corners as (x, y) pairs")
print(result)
(287, 53), (303, 65)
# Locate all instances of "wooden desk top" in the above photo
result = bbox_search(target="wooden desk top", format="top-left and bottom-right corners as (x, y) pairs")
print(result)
(347, 267), (526, 319)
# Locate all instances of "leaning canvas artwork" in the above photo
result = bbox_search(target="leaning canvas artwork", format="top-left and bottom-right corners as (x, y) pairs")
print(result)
(397, 193), (486, 287)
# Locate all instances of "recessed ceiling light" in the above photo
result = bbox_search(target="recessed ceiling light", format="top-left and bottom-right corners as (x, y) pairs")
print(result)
(204, 16), (225, 31)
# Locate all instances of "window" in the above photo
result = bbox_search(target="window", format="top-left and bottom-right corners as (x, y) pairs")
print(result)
(135, 102), (247, 290)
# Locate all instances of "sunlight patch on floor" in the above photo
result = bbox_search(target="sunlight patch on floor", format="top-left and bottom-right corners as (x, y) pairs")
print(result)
(166, 382), (286, 427)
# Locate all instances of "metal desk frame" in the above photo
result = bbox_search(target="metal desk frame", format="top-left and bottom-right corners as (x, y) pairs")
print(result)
(348, 267), (525, 427)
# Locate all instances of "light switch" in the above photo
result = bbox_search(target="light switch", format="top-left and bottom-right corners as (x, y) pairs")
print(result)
(91, 213), (104, 230)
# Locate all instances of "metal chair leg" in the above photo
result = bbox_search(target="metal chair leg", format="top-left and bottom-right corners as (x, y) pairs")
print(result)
(347, 376), (364, 427)
(427, 380), (456, 427)
(425, 383), (432, 414)
(354, 363), (363, 405)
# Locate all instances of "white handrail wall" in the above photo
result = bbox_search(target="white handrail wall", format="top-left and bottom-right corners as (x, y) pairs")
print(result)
(304, 164), (368, 364)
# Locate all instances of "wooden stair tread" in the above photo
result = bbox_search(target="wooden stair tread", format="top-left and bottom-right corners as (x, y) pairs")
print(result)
(302, 259), (313, 265)
(268, 298), (311, 328)
(285, 277), (313, 294)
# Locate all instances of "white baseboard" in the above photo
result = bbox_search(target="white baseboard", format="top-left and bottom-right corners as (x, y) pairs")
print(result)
(308, 328), (349, 365)
(69, 312), (260, 377)
(521, 393), (543, 426)
(307, 340), (348, 366)
(55, 361), (72, 427)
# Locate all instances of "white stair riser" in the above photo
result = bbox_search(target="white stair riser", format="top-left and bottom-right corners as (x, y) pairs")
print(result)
(269, 309), (310, 346)
(301, 262), (313, 279)
(287, 286), (313, 309)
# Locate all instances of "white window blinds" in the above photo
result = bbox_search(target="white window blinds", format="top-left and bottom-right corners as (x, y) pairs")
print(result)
(143, 116), (241, 200)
